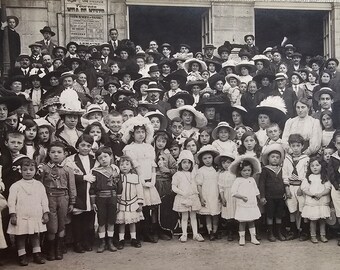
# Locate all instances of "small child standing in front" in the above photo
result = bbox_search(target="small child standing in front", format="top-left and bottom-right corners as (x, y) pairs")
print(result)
(90, 147), (122, 253)
(172, 150), (203, 242)
(262, 123), (283, 153)
(196, 145), (221, 241)
(7, 159), (49, 266)
(216, 152), (237, 241)
(104, 111), (124, 160)
(40, 141), (76, 261)
(282, 134), (309, 241)
(301, 156), (331, 243)
(259, 144), (286, 242)
(212, 122), (238, 156)
(116, 155), (144, 249)
(230, 155), (262, 246)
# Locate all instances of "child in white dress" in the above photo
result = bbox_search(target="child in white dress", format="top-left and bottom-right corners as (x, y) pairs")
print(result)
(212, 122), (238, 156)
(121, 115), (161, 243)
(196, 145), (221, 241)
(230, 155), (262, 246)
(301, 156), (331, 244)
(172, 150), (203, 242)
(7, 159), (49, 266)
(216, 152), (237, 241)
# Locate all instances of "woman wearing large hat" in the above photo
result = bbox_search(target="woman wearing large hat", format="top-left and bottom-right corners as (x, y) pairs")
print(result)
(253, 69), (276, 97)
(168, 91), (194, 109)
(185, 80), (208, 106)
(184, 58), (207, 82)
(167, 105), (207, 141)
(220, 104), (252, 130)
(116, 63), (142, 91)
(133, 77), (151, 101)
(162, 70), (187, 101)
(252, 55), (271, 74)
(235, 60), (256, 84)
(220, 60), (236, 77)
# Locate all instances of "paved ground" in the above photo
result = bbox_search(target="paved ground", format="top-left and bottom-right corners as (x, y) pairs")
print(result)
(2, 236), (340, 270)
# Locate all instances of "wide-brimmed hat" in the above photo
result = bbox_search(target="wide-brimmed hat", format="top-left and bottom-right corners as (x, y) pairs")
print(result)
(104, 76), (121, 90)
(308, 56), (324, 68)
(252, 55), (271, 68)
(58, 104), (85, 116)
(238, 50), (252, 60)
(197, 144), (219, 161)
(250, 96), (287, 125)
(40, 26), (55, 36)
(244, 34), (255, 42)
(112, 89), (135, 103)
(253, 69), (276, 84)
(208, 73), (225, 88)
(133, 77), (152, 92)
(235, 60), (256, 74)
(120, 114), (154, 144)
(42, 96), (61, 109)
(168, 91), (194, 108)
(196, 94), (230, 113)
(41, 70), (62, 87)
(225, 73), (241, 84)
(144, 81), (164, 93)
(229, 155), (261, 175)
(163, 70), (187, 89)
(185, 80), (207, 92)
(137, 100), (158, 111)
(59, 71), (77, 83)
(0, 96), (22, 112)
(145, 110), (168, 130)
(114, 45), (135, 57)
(177, 150), (195, 165)
(52, 46), (67, 56)
(263, 47), (273, 54)
(116, 63), (142, 81)
(167, 105), (207, 128)
(4, 75), (27, 89)
(217, 45), (231, 56)
(205, 59), (222, 72)
(314, 87), (335, 101)
(214, 151), (235, 165)
(82, 104), (104, 119)
(275, 73), (288, 81)
(212, 121), (236, 140)
(220, 105), (249, 126)
(222, 60), (236, 70)
(63, 58), (83, 69)
(261, 143), (285, 165)
(325, 58), (339, 67)
(7, 16), (19, 26)
(183, 58), (207, 72)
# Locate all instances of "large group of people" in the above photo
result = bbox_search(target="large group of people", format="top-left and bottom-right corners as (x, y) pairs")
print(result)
(1, 15), (340, 267)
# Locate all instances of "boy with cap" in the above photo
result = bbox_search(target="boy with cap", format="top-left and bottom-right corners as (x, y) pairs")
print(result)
(312, 87), (334, 119)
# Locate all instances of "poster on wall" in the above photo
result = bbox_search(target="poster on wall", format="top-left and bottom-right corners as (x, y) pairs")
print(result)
(65, 0), (106, 14)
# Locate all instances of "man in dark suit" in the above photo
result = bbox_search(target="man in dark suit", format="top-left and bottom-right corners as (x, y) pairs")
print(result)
(36, 26), (58, 56)
(270, 73), (297, 118)
(203, 44), (221, 62)
(145, 81), (171, 115)
(8, 54), (32, 78)
(108, 28), (121, 58)
(29, 42), (43, 68)
(100, 43), (115, 70)
(0, 15), (21, 69)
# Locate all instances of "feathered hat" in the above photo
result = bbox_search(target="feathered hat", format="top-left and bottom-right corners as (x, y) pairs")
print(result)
(250, 96), (287, 125)
(120, 114), (154, 144)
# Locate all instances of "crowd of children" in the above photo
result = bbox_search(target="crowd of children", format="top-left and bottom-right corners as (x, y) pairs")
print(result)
(1, 24), (340, 266)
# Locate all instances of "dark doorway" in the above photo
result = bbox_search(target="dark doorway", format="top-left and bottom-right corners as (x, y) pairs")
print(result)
(129, 6), (207, 53)
(255, 9), (327, 56)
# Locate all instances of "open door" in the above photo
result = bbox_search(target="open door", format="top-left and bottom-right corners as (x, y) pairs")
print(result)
(323, 12), (331, 58)
(201, 9), (212, 49)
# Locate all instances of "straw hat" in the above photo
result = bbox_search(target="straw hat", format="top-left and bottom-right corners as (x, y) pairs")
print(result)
(42, 96), (61, 109)
(261, 143), (285, 165)
(185, 80), (207, 93)
(183, 58), (207, 72)
(196, 144), (219, 161)
(167, 105), (207, 128)
(252, 55), (271, 68)
(229, 155), (261, 175)
(59, 71), (77, 83)
(214, 151), (236, 165)
(82, 104), (104, 119)
(225, 73), (241, 84)
(120, 114), (154, 144)
(145, 110), (168, 130)
(235, 60), (256, 74)
(314, 87), (335, 101)
(211, 122), (236, 140)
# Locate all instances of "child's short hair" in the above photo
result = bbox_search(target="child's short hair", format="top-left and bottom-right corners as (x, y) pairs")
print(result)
(169, 139), (180, 149)
(288, 134), (304, 145)
(170, 117), (183, 126)
(48, 141), (67, 152)
(20, 158), (37, 170)
(6, 131), (25, 141)
(178, 159), (193, 172)
(95, 146), (113, 159)
(236, 160), (253, 177)
(266, 123), (280, 131)
(75, 134), (94, 148)
(104, 111), (122, 124)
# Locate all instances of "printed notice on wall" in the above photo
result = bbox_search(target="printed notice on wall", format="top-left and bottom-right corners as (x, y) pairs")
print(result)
(65, 0), (106, 14)
(69, 14), (105, 45)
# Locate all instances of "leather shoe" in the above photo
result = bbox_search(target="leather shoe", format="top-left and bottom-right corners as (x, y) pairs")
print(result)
(74, 243), (85, 253)
(131, 239), (142, 248)
(117, 240), (125, 250)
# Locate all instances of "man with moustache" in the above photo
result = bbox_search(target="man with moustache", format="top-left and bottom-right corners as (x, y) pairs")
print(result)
(145, 81), (170, 115)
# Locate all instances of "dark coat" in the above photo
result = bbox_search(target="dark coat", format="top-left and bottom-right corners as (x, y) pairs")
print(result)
(36, 39), (58, 56)
(0, 28), (21, 68)
(270, 88), (297, 119)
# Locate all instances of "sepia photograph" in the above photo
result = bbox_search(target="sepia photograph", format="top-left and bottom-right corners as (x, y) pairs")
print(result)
(0, 0), (340, 269)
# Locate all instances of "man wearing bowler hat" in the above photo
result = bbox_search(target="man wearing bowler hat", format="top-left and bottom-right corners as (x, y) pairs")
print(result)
(36, 26), (57, 56)
(145, 81), (170, 115)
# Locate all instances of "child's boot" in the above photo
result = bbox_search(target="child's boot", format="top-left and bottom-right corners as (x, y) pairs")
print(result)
(286, 222), (298, 240)
(18, 254), (28, 266)
(33, 253), (46, 264)
(276, 224), (286, 241)
(320, 235), (328, 243)
(108, 238), (117, 252)
(310, 234), (318, 244)
(249, 228), (260, 245)
(46, 240), (55, 261)
(267, 225), (276, 242)
(55, 237), (64, 260)
(227, 230), (234, 241)
(238, 231), (245, 246)
(151, 223), (159, 243)
(97, 238), (106, 253)
(299, 221), (309, 241)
